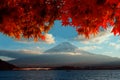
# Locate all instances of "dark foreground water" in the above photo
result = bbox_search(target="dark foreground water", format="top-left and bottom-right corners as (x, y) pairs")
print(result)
(0, 70), (120, 80)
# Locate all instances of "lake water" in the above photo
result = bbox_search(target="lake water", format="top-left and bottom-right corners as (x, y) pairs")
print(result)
(0, 70), (120, 80)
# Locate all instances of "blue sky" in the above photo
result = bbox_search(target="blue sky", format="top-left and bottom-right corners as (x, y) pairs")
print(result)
(0, 21), (120, 58)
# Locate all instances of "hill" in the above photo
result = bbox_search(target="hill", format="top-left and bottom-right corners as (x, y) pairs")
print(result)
(0, 59), (17, 70)
(9, 42), (120, 68)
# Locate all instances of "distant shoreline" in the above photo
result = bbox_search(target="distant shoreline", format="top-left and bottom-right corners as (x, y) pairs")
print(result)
(13, 67), (51, 71)
(10, 66), (120, 71)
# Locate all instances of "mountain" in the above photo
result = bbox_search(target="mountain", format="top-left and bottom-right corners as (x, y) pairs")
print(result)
(44, 42), (94, 55)
(45, 42), (78, 53)
(0, 59), (17, 70)
(9, 54), (120, 67)
(9, 42), (120, 68)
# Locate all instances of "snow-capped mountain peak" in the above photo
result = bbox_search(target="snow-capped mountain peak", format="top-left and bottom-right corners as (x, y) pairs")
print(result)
(44, 42), (78, 53)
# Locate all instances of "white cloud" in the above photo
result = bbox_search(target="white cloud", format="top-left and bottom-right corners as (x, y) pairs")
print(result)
(44, 33), (55, 44)
(102, 52), (120, 58)
(103, 52), (113, 54)
(117, 39), (120, 43)
(36, 46), (41, 49)
(18, 45), (47, 54)
(20, 49), (43, 54)
(79, 46), (102, 51)
(75, 28), (113, 44)
(0, 56), (15, 61)
(101, 52), (114, 57)
(109, 43), (120, 49)
(16, 33), (55, 44)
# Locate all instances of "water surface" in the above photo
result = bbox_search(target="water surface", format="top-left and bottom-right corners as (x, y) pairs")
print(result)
(0, 70), (120, 80)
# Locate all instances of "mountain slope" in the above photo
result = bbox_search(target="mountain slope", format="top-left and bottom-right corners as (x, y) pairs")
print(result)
(44, 42), (78, 53)
(44, 42), (96, 55)
(9, 42), (120, 68)
(9, 54), (120, 67)
(0, 59), (17, 70)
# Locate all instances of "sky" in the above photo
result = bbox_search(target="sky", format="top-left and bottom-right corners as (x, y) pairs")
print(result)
(0, 20), (120, 59)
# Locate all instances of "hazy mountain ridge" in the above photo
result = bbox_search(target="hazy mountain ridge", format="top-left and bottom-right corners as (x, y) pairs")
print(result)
(9, 42), (120, 68)
(9, 54), (120, 67)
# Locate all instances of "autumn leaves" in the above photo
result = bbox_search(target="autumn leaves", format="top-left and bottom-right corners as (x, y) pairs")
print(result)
(0, 0), (120, 41)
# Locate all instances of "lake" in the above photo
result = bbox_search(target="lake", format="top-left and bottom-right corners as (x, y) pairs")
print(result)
(0, 70), (120, 80)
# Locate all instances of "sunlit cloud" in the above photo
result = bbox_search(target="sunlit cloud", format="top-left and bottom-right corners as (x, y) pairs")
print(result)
(103, 51), (113, 54)
(117, 39), (120, 43)
(75, 28), (113, 44)
(68, 52), (82, 55)
(103, 52), (113, 54)
(16, 33), (55, 44)
(79, 46), (102, 51)
(0, 56), (15, 61)
(36, 46), (41, 50)
(44, 33), (55, 44)
(109, 43), (120, 49)
(19, 48), (44, 54)
(102, 52), (120, 58)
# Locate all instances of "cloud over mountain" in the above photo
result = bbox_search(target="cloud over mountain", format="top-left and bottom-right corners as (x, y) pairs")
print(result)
(9, 42), (120, 67)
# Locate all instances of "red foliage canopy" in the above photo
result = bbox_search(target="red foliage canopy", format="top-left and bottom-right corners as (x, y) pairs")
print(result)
(0, 0), (120, 41)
